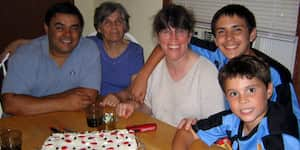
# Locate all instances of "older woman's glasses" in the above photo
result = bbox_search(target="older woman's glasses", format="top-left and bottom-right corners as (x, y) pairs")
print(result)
(102, 18), (125, 27)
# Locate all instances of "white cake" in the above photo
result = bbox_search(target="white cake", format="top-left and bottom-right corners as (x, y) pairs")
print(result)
(42, 129), (137, 150)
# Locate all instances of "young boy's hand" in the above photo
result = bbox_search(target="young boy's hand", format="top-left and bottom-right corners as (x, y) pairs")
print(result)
(177, 118), (197, 130)
(116, 102), (135, 119)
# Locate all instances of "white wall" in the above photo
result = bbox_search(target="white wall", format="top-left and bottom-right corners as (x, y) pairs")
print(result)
(75, 0), (162, 60)
(74, 0), (96, 36)
(253, 35), (298, 74)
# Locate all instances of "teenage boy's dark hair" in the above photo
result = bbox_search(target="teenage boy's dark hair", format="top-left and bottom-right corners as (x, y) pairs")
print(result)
(153, 4), (195, 34)
(45, 2), (84, 28)
(218, 55), (270, 92)
(211, 4), (256, 37)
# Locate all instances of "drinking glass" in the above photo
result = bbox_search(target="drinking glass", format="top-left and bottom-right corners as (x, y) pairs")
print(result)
(0, 128), (22, 150)
(85, 103), (103, 128)
(101, 107), (117, 130)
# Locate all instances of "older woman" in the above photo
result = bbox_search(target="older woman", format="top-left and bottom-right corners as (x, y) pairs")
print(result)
(88, 2), (144, 105)
(116, 4), (224, 127)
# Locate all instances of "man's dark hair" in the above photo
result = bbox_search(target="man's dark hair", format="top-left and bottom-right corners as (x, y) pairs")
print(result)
(45, 2), (84, 28)
(153, 4), (195, 34)
(211, 4), (256, 37)
(218, 55), (270, 92)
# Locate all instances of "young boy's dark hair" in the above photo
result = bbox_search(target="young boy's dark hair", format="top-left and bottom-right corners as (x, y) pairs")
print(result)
(218, 55), (270, 92)
(211, 4), (256, 37)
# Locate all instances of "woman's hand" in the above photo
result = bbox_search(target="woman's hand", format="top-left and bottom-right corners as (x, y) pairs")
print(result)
(99, 94), (120, 107)
(115, 102), (135, 119)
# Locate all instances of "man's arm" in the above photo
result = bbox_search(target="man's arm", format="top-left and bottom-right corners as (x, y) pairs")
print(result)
(130, 45), (165, 102)
(2, 87), (97, 116)
(172, 128), (199, 150)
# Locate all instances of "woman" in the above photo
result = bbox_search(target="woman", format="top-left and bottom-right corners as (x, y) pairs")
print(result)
(116, 4), (225, 127)
(88, 2), (144, 106)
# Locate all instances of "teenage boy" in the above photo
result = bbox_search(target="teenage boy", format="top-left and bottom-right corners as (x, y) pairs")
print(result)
(130, 4), (300, 133)
(172, 55), (299, 150)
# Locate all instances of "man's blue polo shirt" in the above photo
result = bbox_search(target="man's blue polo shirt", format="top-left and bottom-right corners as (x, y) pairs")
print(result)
(2, 35), (101, 97)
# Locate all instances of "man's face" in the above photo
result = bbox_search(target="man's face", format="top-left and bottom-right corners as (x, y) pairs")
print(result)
(45, 13), (82, 56)
(214, 15), (256, 60)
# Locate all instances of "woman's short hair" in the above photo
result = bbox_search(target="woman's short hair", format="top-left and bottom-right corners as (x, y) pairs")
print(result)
(153, 4), (195, 34)
(94, 2), (130, 32)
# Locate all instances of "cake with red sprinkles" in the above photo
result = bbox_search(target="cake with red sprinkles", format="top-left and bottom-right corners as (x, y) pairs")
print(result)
(41, 129), (137, 150)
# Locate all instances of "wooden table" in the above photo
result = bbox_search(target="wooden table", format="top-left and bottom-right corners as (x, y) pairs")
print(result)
(0, 110), (209, 150)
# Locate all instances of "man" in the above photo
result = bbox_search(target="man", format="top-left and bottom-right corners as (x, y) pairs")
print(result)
(1, 2), (101, 116)
(130, 4), (300, 133)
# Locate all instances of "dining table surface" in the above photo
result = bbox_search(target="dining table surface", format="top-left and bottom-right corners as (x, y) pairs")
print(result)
(0, 108), (212, 150)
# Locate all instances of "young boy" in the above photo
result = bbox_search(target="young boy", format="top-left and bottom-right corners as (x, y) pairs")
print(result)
(172, 55), (299, 150)
(130, 4), (300, 134)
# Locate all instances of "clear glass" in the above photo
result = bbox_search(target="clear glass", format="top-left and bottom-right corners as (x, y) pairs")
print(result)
(136, 137), (145, 150)
(0, 128), (22, 150)
(100, 107), (117, 131)
(85, 103), (103, 128)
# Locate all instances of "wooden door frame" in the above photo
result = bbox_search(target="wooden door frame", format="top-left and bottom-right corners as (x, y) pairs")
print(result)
(292, 5), (300, 99)
(163, 0), (171, 7)
(0, 0), (74, 53)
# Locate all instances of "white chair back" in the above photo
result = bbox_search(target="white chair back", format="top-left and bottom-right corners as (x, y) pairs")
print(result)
(0, 53), (10, 77)
(0, 52), (9, 118)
